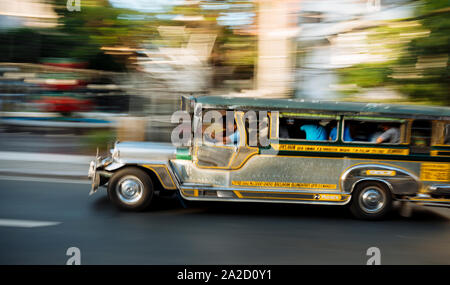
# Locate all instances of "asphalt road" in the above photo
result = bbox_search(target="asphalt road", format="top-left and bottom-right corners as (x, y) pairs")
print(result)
(0, 177), (449, 265)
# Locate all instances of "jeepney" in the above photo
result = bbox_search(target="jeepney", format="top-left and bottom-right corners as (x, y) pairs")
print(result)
(88, 96), (450, 220)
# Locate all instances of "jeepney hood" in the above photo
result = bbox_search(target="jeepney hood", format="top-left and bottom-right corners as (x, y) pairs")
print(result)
(113, 141), (177, 163)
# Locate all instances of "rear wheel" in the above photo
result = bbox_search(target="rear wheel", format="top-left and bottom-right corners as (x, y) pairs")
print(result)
(108, 167), (154, 211)
(349, 181), (392, 220)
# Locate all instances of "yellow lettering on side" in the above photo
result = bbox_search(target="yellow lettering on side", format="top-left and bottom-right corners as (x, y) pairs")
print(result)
(420, 163), (450, 182)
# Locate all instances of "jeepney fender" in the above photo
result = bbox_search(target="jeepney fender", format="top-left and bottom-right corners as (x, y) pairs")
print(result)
(104, 162), (126, 172)
(104, 161), (178, 190)
(340, 163), (422, 196)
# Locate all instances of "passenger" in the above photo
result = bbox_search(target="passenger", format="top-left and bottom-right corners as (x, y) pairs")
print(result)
(370, 131), (383, 143)
(329, 125), (353, 142)
(300, 124), (327, 141)
(279, 118), (295, 139)
(224, 119), (240, 145)
(203, 123), (224, 144)
(374, 123), (400, 144)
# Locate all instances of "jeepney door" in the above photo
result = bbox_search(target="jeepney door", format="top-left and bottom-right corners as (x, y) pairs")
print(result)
(193, 106), (236, 169)
(193, 109), (259, 170)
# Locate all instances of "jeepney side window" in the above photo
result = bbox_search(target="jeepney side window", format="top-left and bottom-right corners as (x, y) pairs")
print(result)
(432, 121), (450, 145)
(342, 119), (406, 144)
(279, 116), (338, 142)
(410, 120), (432, 154)
(446, 124), (450, 145)
(201, 109), (240, 146)
(411, 120), (432, 146)
(201, 109), (226, 145)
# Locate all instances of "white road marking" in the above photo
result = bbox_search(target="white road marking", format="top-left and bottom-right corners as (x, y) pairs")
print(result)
(0, 219), (61, 228)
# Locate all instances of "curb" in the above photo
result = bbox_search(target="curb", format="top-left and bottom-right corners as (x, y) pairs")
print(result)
(0, 151), (92, 163)
(0, 172), (89, 181)
(0, 151), (93, 179)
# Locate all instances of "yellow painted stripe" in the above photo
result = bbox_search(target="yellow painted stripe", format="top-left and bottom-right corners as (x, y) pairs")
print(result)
(233, 191), (243, 198)
(273, 144), (409, 155)
(431, 150), (450, 157)
(238, 192), (350, 202)
(232, 180), (337, 190)
(410, 197), (450, 203)
(181, 189), (196, 197)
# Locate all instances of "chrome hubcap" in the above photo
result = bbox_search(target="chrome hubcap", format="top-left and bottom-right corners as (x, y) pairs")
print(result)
(116, 176), (143, 204)
(359, 187), (385, 213)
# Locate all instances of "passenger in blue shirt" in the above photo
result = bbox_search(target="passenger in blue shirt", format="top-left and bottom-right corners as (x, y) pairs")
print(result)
(300, 124), (327, 141)
(329, 126), (353, 142)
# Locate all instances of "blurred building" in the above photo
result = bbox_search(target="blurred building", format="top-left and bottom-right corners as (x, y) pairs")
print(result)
(255, 0), (300, 98)
(294, 0), (414, 100)
(0, 0), (58, 29)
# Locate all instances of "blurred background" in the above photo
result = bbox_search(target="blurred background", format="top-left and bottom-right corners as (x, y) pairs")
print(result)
(0, 0), (448, 155)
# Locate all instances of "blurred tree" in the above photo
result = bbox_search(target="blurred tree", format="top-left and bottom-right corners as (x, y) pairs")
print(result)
(0, 0), (257, 78)
(51, 0), (151, 70)
(338, 0), (450, 105)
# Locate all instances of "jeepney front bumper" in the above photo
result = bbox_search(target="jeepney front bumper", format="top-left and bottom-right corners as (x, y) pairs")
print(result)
(88, 159), (100, 196)
(88, 155), (113, 195)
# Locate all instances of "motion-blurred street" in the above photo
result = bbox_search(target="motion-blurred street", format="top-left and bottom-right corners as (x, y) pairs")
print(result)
(0, 176), (449, 265)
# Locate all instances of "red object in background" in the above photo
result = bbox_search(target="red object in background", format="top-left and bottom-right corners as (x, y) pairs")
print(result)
(34, 96), (92, 113)
(43, 62), (88, 69)
(39, 80), (86, 91)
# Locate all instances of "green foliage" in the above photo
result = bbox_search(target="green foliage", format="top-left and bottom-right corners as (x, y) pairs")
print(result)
(340, 63), (393, 88)
(83, 129), (116, 153)
(338, 0), (450, 105)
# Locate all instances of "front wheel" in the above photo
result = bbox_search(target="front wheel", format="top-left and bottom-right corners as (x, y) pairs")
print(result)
(108, 167), (154, 211)
(349, 181), (392, 220)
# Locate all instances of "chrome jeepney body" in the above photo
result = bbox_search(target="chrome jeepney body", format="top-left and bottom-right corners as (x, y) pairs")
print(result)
(89, 96), (450, 217)
(89, 141), (178, 194)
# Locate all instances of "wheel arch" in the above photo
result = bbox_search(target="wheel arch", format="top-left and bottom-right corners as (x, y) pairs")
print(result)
(106, 163), (177, 191)
(350, 179), (394, 198)
(340, 163), (421, 196)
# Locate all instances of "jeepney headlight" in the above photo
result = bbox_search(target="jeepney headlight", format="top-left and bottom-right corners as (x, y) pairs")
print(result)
(88, 161), (96, 178)
(101, 156), (113, 167)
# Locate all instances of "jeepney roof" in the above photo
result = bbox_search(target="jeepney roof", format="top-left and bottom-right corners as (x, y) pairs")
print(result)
(194, 96), (450, 119)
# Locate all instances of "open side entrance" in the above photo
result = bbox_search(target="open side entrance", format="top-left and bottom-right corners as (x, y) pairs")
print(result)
(194, 111), (259, 170)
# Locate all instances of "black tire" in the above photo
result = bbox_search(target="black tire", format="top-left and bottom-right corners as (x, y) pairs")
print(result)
(349, 181), (392, 220)
(107, 167), (154, 211)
